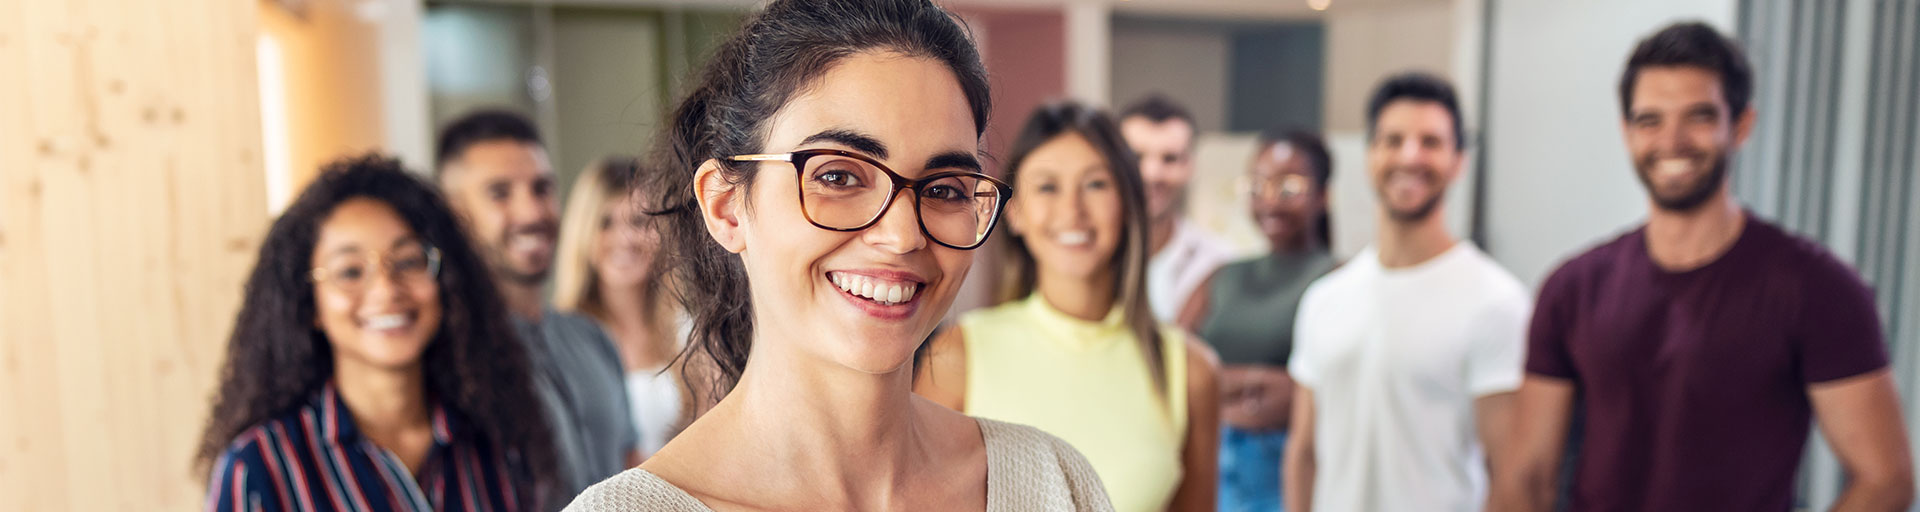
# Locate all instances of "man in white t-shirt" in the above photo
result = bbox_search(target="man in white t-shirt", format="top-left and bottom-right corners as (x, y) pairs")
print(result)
(1118, 93), (1236, 323)
(1283, 73), (1529, 512)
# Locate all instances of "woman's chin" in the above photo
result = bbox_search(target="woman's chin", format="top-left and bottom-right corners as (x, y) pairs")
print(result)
(833, 343), (923, 376)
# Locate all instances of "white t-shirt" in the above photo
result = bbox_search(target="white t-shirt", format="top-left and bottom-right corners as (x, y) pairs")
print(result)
(1288, 243), (1530, 512)
(1147, 218), (1235, 323)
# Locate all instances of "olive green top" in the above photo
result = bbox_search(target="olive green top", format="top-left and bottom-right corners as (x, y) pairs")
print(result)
(1197, 249), (1338, 367)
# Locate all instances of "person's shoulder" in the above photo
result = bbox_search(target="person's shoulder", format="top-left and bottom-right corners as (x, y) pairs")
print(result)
(1194, 226), (1235, 255)
(976, 417), (1071, 462)
(1214, 256), (1256, 275)
(563, 468), (710, 512)
(215, 424), (280, 465)
(545, 308), (606, 335)
(544, 307), (624, 352)
(1743, 217), (1873, 292)
(1535, 226), (1644, 294)
(974, 418), (1115, 511)
(1746, 217), (1853, 271)
(1300, 251), (1368, 298)
(955, 298), (1030, 333)
(1453, 243), (1530, 301)
(212, 407), (313, 474)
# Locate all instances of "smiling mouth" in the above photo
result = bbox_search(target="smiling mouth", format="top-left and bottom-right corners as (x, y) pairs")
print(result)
(827, 271), (921, 306)
(1055, 230), (1093, 248)
(362, 312), (416, 333)
(1655, 158), (1695, 179)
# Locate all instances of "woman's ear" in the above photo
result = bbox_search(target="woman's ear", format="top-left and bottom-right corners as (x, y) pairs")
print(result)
(693, 159), (748, 254)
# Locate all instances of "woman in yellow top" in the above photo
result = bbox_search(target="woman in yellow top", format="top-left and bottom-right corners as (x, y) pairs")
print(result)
(916, 101), (1222, 512)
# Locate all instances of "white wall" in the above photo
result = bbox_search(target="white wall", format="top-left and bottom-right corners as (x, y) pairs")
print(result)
(1481, 0), (1737, 286)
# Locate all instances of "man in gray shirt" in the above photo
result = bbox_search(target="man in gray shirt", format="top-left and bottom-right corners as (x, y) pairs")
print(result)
(435, 109), (639, 508)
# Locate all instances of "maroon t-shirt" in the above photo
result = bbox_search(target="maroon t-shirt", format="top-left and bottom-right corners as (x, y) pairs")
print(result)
(1526, 213), (1888, 511)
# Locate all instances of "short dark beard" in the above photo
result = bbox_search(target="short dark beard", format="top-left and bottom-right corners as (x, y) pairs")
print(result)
(1152, 185), (1188, 223)
(502, 267), (550, 287)
(1636, 152), (1729, 213)
(1385, 191), (1444, 223)
(484, 246), (551, 287)
(1376, 167), (1445, 223)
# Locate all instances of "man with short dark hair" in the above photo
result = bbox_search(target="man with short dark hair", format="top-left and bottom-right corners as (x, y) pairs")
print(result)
(434, 109), (641, 507)
(1283, 72), (1530, 512)
(1118, 93), (1235, 323)
(1494, 22), (1914, 512)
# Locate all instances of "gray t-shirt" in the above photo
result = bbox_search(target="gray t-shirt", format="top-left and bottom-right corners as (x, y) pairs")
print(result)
(516, 307), (638, 509)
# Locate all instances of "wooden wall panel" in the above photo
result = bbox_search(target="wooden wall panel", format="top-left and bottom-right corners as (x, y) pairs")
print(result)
(0, 0), (267, 509)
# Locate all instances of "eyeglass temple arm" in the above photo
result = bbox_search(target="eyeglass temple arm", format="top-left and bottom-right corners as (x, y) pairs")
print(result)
(726, 154), (794, 162)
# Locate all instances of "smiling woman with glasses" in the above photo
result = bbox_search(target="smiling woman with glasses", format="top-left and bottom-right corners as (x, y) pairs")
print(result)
(1178, 130), (1337, 512)
(197, 155), (555, 512)
(563, 0), (1111, 511)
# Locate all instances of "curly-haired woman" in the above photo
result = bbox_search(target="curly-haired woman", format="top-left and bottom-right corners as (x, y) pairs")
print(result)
(195, 155), (555, 511)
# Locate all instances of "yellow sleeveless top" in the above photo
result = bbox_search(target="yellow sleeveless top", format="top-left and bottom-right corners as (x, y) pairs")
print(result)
(960, 294), (1188, 512)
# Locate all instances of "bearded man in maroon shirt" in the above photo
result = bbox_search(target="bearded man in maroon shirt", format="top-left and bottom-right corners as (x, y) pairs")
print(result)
(1491, 21), (1915, 512)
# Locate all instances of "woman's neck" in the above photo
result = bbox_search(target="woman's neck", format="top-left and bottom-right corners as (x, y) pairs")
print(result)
(707, 340), (937, 505)
(333, 360), (433, 466)
(1268, 229), (1323, 257)
(1376, 206), (1457, 269)
(597, 279), (677, 370)
(1034, 269), (1117, 322)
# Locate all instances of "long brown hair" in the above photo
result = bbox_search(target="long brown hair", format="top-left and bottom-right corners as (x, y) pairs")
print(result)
(997, 100), (1167, 397)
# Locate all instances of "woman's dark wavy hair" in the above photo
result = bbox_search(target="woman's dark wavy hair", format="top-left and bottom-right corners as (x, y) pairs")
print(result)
(641, 0), (991, 400)
(194, 154), (555, 506)
(1256, 129), (1334, 248)
(996, 100), (1169, 399)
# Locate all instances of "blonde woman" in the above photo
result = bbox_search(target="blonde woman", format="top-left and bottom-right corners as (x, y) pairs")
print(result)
(554, 156), (688, 458)
(916, 101), (1223, 512)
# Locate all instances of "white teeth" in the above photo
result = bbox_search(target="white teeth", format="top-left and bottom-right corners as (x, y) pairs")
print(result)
(828, 272), (919, 305)
(366, 314), (409, 331)
(1056, 231), (1092, 246)
(511, 234), (550, 252)
(1657, 159), (1692, 177)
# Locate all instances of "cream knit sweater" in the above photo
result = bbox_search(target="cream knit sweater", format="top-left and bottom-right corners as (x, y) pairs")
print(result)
(564, 417), (1115, 511)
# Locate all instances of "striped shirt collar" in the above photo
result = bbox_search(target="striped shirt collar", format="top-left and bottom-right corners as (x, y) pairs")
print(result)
(315, 381), (461, 449)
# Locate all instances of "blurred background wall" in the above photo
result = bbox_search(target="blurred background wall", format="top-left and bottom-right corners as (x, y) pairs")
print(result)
(1, 0), (268, 509)
(2, 0), (1914, 509)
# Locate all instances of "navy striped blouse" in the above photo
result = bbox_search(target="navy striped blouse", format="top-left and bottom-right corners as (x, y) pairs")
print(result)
(205, 383), (538, 512)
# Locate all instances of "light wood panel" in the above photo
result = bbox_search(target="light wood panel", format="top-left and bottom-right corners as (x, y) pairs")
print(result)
(0, 0), (266, 509)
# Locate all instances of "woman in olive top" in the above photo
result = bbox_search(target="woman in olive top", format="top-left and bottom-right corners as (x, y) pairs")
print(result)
(1178, 130), (1337, 512)
(917, 101), (1223, 512)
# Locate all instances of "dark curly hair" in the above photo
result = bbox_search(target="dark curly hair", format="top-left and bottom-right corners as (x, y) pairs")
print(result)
(193, 154), (555, 506)
(643, 0), (991, 401)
